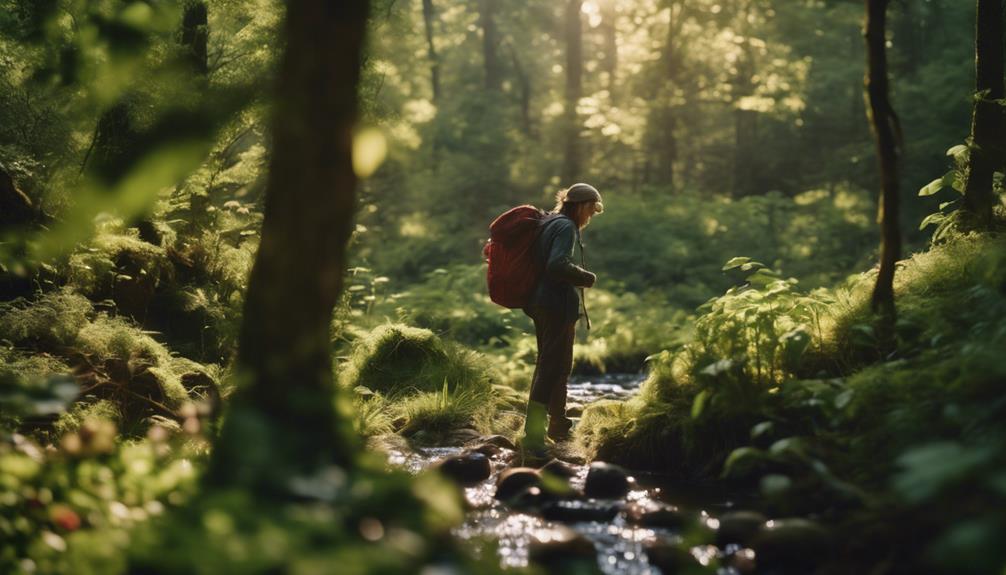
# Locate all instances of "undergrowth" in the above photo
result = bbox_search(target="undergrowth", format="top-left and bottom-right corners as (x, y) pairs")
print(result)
(573, 231), (1006, 574)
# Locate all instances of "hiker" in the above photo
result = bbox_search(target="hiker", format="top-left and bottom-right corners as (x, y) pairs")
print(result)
(522, 183), (603, 454)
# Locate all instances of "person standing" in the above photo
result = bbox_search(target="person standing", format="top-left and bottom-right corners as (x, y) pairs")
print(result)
(522, 183), (603, 455)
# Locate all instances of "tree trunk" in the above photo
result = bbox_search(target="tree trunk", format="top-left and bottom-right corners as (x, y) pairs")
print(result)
(0, 164), (38, 232)
(480, 0), (502, 92)
(602, 1), (618, 100)
(962, 0), (1004, 229)
(893, 0), (921, 76)
(181, 0), (208, 75)
(508, 43), (533, 137)
(421, 0), (441, 102)
(561, 0), (584, 183)
(732, 9), (759, 197)
(209, 0), (369, 494)
(865, 0), (902, 334)
(651, 1), (684, 188)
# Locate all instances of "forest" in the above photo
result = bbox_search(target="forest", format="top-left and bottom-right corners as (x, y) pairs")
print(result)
(1, 0), (1004, 573)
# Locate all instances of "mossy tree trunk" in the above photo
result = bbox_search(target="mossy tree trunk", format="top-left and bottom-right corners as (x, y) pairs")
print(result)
(865, 0), (902, 338)
(962, 0), (1005, 229)
(208, 0), (369, 495)
(562, 0), (584, 184)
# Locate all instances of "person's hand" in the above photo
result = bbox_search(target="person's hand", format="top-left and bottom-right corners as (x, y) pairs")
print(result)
(583, 271), (596, 288)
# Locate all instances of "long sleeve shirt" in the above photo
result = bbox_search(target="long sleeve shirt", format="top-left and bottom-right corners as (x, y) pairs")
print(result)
(524, 214), (594, 324)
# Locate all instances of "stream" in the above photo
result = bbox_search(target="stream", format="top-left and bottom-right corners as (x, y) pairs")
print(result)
(388, 374), (755, 574)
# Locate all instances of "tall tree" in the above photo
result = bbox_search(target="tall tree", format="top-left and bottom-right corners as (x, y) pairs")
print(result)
(865, 0), (902, 331)
(562, 0), (584, 183)
(209, 0), (369, 494)
(508, 42), (533, 136)
(962, 0), (1004, 229)
(732, 0), (760, 197)
(180, 0), (208, 76)
(601, 0), (618, 100)
(421, 0), (441, 102)
(479, 0), (502, 92)
(649, 0), (684, 188)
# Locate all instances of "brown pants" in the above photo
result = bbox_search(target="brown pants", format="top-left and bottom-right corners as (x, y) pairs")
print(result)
(527, 308), (576, 437)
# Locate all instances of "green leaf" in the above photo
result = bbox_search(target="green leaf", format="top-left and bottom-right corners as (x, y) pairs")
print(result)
(918, 177), (945, 197)
(722, 256), (752, 271)
(760, 474), (792, 498)
(750, 421), (775, 441)
(834, 388), (854, 410)
(919, 212), (946, 230)
(691, 389), (710, 419)
(721, 446), (769, 479)
(946, 144), (969, 159)
(747, 268), (780, 288)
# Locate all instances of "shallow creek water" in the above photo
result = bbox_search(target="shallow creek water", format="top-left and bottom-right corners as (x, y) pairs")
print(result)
(388, 374), (750, 574)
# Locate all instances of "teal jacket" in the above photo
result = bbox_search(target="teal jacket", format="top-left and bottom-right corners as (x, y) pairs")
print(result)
(525, 214), (595, 324)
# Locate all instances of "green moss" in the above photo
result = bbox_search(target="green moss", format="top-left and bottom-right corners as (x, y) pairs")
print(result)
(823, 234), (1006, 367)
(66, 227), (173, 299)
(0, 347), (72, 380)
(341, 324), (494, 397)
(54, 399), (122, 436)
(0, 290), (94, 350)
(74, 316), (190, 405)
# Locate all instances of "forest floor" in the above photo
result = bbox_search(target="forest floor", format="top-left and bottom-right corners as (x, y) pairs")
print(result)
(3, 228), (1005, 574)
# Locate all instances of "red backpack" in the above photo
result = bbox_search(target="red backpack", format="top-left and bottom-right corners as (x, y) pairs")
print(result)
(483, 205), (546, 308)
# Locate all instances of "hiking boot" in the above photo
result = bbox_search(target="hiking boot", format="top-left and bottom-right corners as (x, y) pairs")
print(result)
(521, 400), (548, 451)
(547, 428), (571, 443)
(547, 415), (573, 443)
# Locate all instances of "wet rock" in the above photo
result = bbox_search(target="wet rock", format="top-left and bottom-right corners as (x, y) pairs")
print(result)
(541, 500), (621, 523)
(625, 502), (689, 529)
(565, 403), (584, 418)
(528, 525), (600, 572)
(753, 518), (831, 570)
(583, 462), (630, 499)
(495, 467), (542, 501)
(471, 443), (501, 458)
(479, 434), (517, 450)
(444, 427), (483, 445)
(716, 510), (768, 546)
(435, 451), (492, 487)
(539, 458), (578, 479)
(645, 541), (701, 574)
(508, 485), (548, 512)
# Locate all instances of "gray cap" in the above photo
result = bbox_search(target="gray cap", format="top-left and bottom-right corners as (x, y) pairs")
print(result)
(563, 183), (604, 213)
